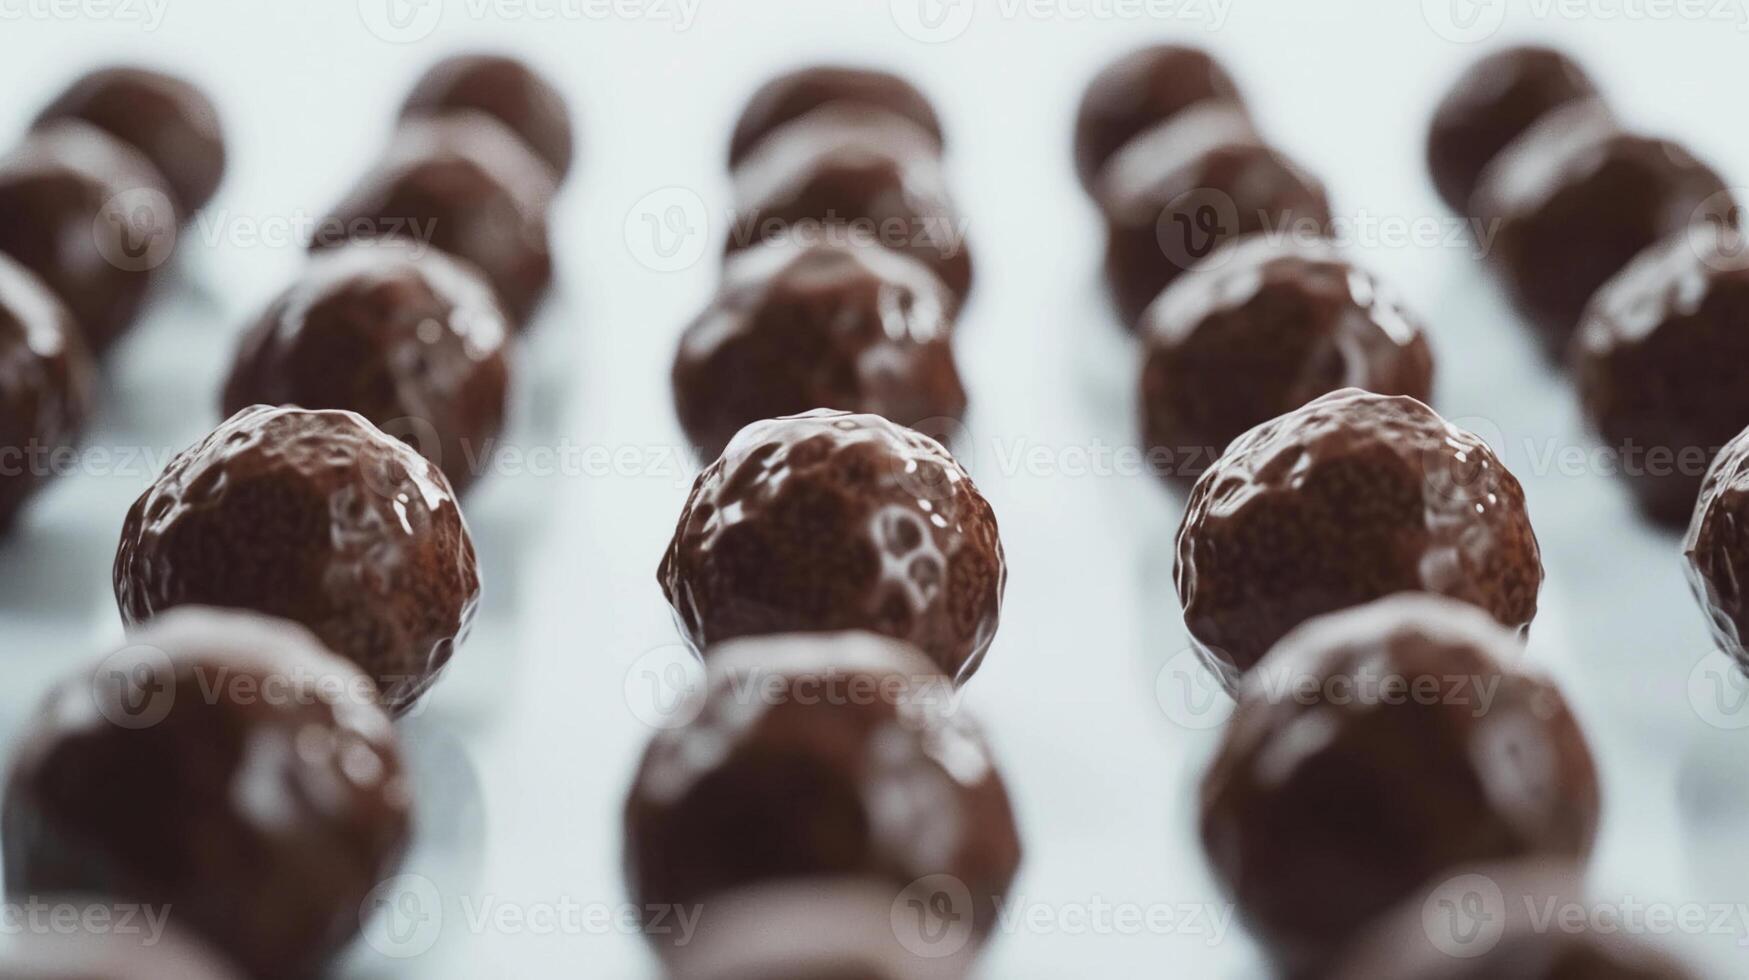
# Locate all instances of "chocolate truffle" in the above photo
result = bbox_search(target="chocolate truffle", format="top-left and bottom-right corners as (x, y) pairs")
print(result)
(659, 410), (1004, 683)
(727, 66), (943, 169)
(1139, 235), (1435, 481)
(1683, 424), (1749, 676)
(623, 633), (1021, 955)
(1175, 388), (1542, 689)
(674, 239), (966, 462)
(313, 113), (555, 325)
(0, 254), (94, 531)
(34, 65), (226, 215)
(1200, 596), (1601, 977)
(2, 608), (411, 980)
(1426, 46), (1599, 215)
(1074, 44), (1245, 192)
(0, 120), (178, 352)
(400, 53), (573, 181)
(113, 405), (481, 713)
(726, 106), (973, 307)
(1097, 103), (1329, 326)
(223, 241), (511, 495)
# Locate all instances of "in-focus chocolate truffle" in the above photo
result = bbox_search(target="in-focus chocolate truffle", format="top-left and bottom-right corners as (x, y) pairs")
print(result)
(34, 65), (226, 215)
(113, 405), (481, 713)
(2, 608), (411, 980)
(1097, 103), (1329, 326)
(0, 254), (93, 531)
(1683, 424), (1749, 676)
(674, 239), (966, 462)
(728, 66), (943, 169)
(0, 120), (178, 352)
(1200, 596), (1601, 978)
(1139, 235), (1435, 481)
(624, 633), (1021, 956)
(313, 112), (555, 325)
(1176, 388), (1542, 689)
(1426, 46), (1599, 215)
(400, 53), (573, 181)
(659, 410), (1004, 683)
(223, 240), (511, 495)
(726, 106), (973, 307)
(1074, 44), (1245, 192)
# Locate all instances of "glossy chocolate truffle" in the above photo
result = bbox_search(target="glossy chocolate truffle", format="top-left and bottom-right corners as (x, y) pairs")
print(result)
(1176, 388), (1542, 689)
(675, 239), (966, 462)
(400, 53), (573, 181)
(313, 113), (555, 325)
(726, 106), (973, 307)
(223, 241), (511, 495)
(2, 608), (411, 980)
(113, 405), (481, 713)
(34, 65), (226, 215)
(1427, 46), (1599, 215)
(1074, 44), (1244, 192)
(0, 120), (178, 352)
(659, 410), (1004, 683)
(1097, 103), (1329, 326)
(624, 633), (1021, 955)
(1139, 236), (1435, 480)
(728, 66), (943, 169)
(1200, 596), (1601, 977)
(0, 254), (94, 531)
(1683, 424), (1749, 676)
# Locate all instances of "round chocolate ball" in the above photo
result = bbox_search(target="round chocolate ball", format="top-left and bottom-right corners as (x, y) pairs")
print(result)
(1074, 44), (1245, 192)
(727, 65), (943, 170)
(1097, 103), (1330, 327)
(1200, 596), (1602, 977)
(313, 112), (555, 325)
(113, 405), (481, 714)
(0, 253), (94, 532)
(34, 65), (226, 216)
(2, 607), (411, 980)
(658, 409), (1004, 683)
(623, 633), (1022, 955)
(1426, 46), (1599, 215)
(400, 53), (573, 182)
(1138, 235), (1435, 481)
(222, 240), (512, 495)
(1175, 388), (1542, 689)
(1682, 424), (1749, 676)
(674, 239), (966, 462)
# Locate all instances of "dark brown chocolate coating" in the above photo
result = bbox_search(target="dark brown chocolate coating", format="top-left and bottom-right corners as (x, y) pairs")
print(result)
(34, 65), (226, 215)
(223, 241), (511, 495)
(1426, 46), (1598, 215)
(659, 410), (1004, 683)
(1683, 425), (1749, 676)
(113, 405), (481, 713)
(1138, 236), (1435, 481)
(1176, 388), (1542, 689)
(1073, 44), (1245, 193)
(313, 113), (555, 325)
(0, 254), (94, 532)
(728, 66), (943, 169)
(624, 633), (1021, 955)
(1096, 103), (1329, 327)
(2, 608), (411, 980)
(675, 239), (966, 462)
(1200, 596), (1601, 978)
(400, 53), (573, 181)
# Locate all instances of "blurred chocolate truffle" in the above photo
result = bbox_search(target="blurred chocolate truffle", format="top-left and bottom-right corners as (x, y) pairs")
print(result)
(1139, 236), (1434, 481)
(1074, 44), (1245, 192)
(313, 113), (555, 325)
(1683, 424), (1749, 676)
(400, 53), (573, 181)
(728, 66), (942, 169)
(0, 254), (93, 531)
(659, 410), (1004, 683)
(1176, 388), (1542, 689)
(34, 65), (226, 215)
(2, 608), (411, 980)
(675, 239), (966, 462)
(113, 405), (480, 713)
(624, 633), (1021, 955)
(1200, 596), (1601, 977)
(223, 240), (511, 495)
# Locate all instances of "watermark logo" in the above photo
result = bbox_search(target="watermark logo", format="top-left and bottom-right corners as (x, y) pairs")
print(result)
(1690, 648), (1749, 730)
(1422, 872), (1507, 958)
(891, 0), (977, 41)
(1422, 0), (1507, 42)
(625, 187), (711, 273)
(1155, 187), (1239, 275)
(95, 188), (177, 274)
(361, 874), (444, 959)
(91, 643), (175, 730)
(1154, 648), (1234, 730)
(891, 874), (975, 959)
(624, 643), (708, 730)
(358, 0), (444, 41)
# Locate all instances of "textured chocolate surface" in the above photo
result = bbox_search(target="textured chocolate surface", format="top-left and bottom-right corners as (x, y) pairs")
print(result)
(728, 66), (942, 169)
(401, 53), (573, 181)
(1074, 44), (1244, 192)
(1683, 424), (1749, 676)
(0, 253), (93, 532)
